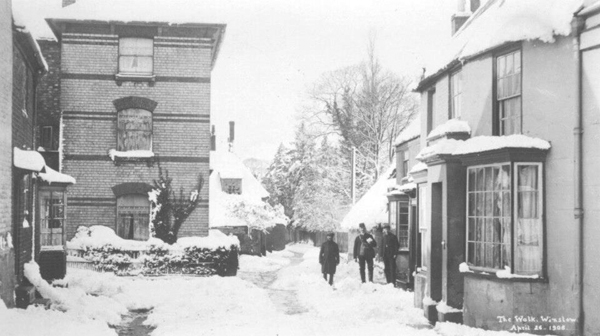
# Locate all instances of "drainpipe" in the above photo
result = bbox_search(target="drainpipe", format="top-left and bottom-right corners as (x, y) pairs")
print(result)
(572, 15), (585, 336)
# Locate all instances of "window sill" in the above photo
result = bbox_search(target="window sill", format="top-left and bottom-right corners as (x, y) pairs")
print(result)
(41, 246), (65, 251)
(462, 270), (547, 283)
(112, 155), (156, 167)
(115, 73), (156, 86)
(109, 150), (156, 167)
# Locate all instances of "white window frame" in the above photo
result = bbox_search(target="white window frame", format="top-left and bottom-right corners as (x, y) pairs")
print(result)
(118, 37), (154, 76)
(418, 184), (429, 271)
(449, 69), (462, 119)
(465, 162), (544, 276)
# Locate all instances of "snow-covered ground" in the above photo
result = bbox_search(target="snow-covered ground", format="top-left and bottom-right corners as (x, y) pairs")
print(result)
(2, 243), (545, 336)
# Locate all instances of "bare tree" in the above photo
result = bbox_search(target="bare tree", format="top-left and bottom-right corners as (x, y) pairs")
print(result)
(305, 40), (418, 181)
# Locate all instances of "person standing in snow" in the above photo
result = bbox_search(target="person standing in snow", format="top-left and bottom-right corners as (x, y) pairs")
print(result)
(319, 232), (340, 285)
(353, 223), (377, 283)
(382, 225), (399, 284)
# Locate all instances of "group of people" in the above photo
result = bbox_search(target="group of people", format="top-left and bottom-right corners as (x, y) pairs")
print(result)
(318, 223), (399, 285)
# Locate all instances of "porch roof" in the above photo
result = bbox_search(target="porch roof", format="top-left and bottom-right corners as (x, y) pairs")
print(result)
(14, 147), (45, 172)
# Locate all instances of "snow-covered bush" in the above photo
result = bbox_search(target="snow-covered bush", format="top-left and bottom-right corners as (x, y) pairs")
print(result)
(69, 226), (239, 276)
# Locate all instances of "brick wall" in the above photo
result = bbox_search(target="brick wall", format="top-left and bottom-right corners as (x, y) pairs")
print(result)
(0, 0), (15, 308)
(36, 40), (61, 169)
(60, 29), (215, 239)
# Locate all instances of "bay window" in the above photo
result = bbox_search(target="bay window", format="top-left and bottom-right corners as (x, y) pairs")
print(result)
(466, 162), (543, 276)
(40, 190), (65, 248)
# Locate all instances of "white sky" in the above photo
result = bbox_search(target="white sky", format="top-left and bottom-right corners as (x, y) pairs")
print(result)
(15, 0), (458, 162)
(210, 0), (457, 161)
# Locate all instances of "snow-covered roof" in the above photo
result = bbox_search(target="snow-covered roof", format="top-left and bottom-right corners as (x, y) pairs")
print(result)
(393, 116), (421, 146)
(38, 166), (76, 185)
(427, 119), (471, 141)
(209, 168), (286, 230)
(341, 163), (396, 231)
(14, 147), (45, 172)
(48, 0), (227, 26)
(417, 139), (464, 161)
(12, 0), (62, 41)
(409, 162), (428, 174)
(11, 2), (51, 70)
(419, 0), (583, 90)
(210, 150), (269, 200)
(452, 134), (551, 155)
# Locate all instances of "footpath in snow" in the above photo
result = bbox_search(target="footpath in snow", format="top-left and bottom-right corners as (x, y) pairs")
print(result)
(2, 243), (548, 336)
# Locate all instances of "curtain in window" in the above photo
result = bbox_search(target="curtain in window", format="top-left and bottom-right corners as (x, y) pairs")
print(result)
(40, 190), (65, 246)
(119, 38), (153, 75)
(117, 194), (150, 241)
(515, 164), (542, 275)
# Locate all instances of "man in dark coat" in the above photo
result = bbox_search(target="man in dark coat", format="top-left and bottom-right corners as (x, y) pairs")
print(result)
(319, 232), (340, 285)
(382, 225), (399, 284)
(353, 223), (377, 283)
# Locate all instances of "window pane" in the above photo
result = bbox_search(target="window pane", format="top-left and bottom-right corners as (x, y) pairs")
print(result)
(120, 38), (153, 56)
(476, 168), (484, 190)
(484, 192), (493, 216)
(468, 193), (476, 216)
(468, 169), (476, 191)
(497, 56), (506, 77)
(468, 242), (475, 264)
(514, 50), (521, 73)
(493, 191), (501, 217)
(468, 218), (475, 241)
(476, 192), (484, 216)
(493, 218), (502, 243)
(119, 56), (153, 74)
(506, 53), (514, 75)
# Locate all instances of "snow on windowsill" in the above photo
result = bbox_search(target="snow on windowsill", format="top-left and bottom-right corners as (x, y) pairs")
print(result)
(409, 162), (428, 174)
(452, 134), (551, 156)
(436, 301), (463, 313)
(427, 119), (471, 141)
(496, 266), (539, 279)
(459, 262), (474, 273)
(109, 149), (155, 161)
(423, 296), (438, 306)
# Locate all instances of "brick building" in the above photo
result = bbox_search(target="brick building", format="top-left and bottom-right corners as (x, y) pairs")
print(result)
(45, 1), (226, 241)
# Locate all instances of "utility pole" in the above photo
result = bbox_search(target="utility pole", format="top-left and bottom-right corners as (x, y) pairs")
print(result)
(351, 146), (356, 204)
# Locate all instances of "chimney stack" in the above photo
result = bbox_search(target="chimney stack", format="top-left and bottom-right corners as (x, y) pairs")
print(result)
(62, 0), (76, 7)
(451, 0), (481, 35)
(228, 121), (235, 152)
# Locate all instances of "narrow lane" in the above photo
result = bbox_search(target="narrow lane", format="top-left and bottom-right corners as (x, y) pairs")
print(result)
(238, 250), (308, 315)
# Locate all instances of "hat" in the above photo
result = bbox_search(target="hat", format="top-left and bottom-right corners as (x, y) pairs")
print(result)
(383, 225), (391, 230)
(326, 232), (334, 237)
(358, 223), (366, 229)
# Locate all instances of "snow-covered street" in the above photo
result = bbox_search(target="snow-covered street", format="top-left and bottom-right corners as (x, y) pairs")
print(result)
(2, 243), (539, 336)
